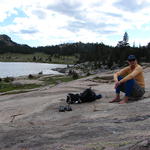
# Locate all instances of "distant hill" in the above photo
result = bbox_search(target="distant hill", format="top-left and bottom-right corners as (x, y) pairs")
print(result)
(0, 34), (18, 47)
(0, 34), (32, 54)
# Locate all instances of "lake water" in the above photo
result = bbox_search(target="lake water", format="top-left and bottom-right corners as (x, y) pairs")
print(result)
(0, 62), (67, 78)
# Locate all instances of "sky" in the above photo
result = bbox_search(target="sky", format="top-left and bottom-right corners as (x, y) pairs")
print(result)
(0, 0), (150, 47)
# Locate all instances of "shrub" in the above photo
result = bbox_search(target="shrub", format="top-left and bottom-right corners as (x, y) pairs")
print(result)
(4, 77), (14, 82)
(68, 69), (73, 76)
(28, 74), (34, 79)
(72, 71), (79, 79)
(38, 71), (43, 75)
(86, 72), (91, 76)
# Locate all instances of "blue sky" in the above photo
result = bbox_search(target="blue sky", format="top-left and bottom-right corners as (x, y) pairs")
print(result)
(0, 0), (150, 47)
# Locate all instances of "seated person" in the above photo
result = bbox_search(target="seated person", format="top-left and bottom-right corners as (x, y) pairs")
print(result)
(110, 55), (145, 104)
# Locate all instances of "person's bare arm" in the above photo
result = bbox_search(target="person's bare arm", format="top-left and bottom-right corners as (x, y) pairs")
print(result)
(119, 67), (142, 84)
(114, 67), (130, 88)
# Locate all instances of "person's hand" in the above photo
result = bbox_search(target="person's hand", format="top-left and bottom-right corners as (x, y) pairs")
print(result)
(114, 81), (121, 89)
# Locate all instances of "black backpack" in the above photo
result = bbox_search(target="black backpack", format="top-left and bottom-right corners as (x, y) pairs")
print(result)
(80, 88), (96, 103)
(66, 88), (97, 104)
(66, 93), (81, 104)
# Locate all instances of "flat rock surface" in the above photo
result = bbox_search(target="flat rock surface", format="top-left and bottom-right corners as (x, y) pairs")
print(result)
(0, 67), (150, 150)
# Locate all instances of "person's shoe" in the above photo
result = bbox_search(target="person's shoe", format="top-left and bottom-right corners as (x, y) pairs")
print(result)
(65, 105), (72, 111)
(59, 106), (66, 112)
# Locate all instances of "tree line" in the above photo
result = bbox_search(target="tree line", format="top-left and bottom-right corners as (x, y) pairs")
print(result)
(0, 33), (150, 68)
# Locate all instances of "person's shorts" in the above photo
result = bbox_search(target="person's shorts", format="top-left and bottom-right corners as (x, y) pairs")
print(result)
(130, 81), (145, 97)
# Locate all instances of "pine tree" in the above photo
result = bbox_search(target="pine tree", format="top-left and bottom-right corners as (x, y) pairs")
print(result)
(123, 32), (128, 43)
(116, 32), (129, 47)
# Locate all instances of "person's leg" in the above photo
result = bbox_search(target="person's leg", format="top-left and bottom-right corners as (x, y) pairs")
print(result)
(109, 76), (124, 103)
(119, 79), (135, 104)
(119, 80), (145, 103)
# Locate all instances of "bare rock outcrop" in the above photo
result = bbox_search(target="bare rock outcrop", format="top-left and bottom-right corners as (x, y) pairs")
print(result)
(0, 67), (150, 150)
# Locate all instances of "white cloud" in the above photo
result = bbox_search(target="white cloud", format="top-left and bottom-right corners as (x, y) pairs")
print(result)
(0, 0), (150, 46)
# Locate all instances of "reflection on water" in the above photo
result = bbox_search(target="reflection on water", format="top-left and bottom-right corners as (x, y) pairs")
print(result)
(0, 62), (67, 78)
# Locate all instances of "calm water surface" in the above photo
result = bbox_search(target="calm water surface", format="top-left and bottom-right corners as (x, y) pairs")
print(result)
(0, 62), (67, 78)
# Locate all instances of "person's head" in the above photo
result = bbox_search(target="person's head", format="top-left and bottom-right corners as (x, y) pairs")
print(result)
(127, 55), (137, 67)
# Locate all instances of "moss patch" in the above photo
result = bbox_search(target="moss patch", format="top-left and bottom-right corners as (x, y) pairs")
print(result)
(0, 82), (40, 93)
(41, 75), (74, 85)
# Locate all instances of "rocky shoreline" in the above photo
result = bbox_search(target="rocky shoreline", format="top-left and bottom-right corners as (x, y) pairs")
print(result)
(52, 62), (116, 77)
